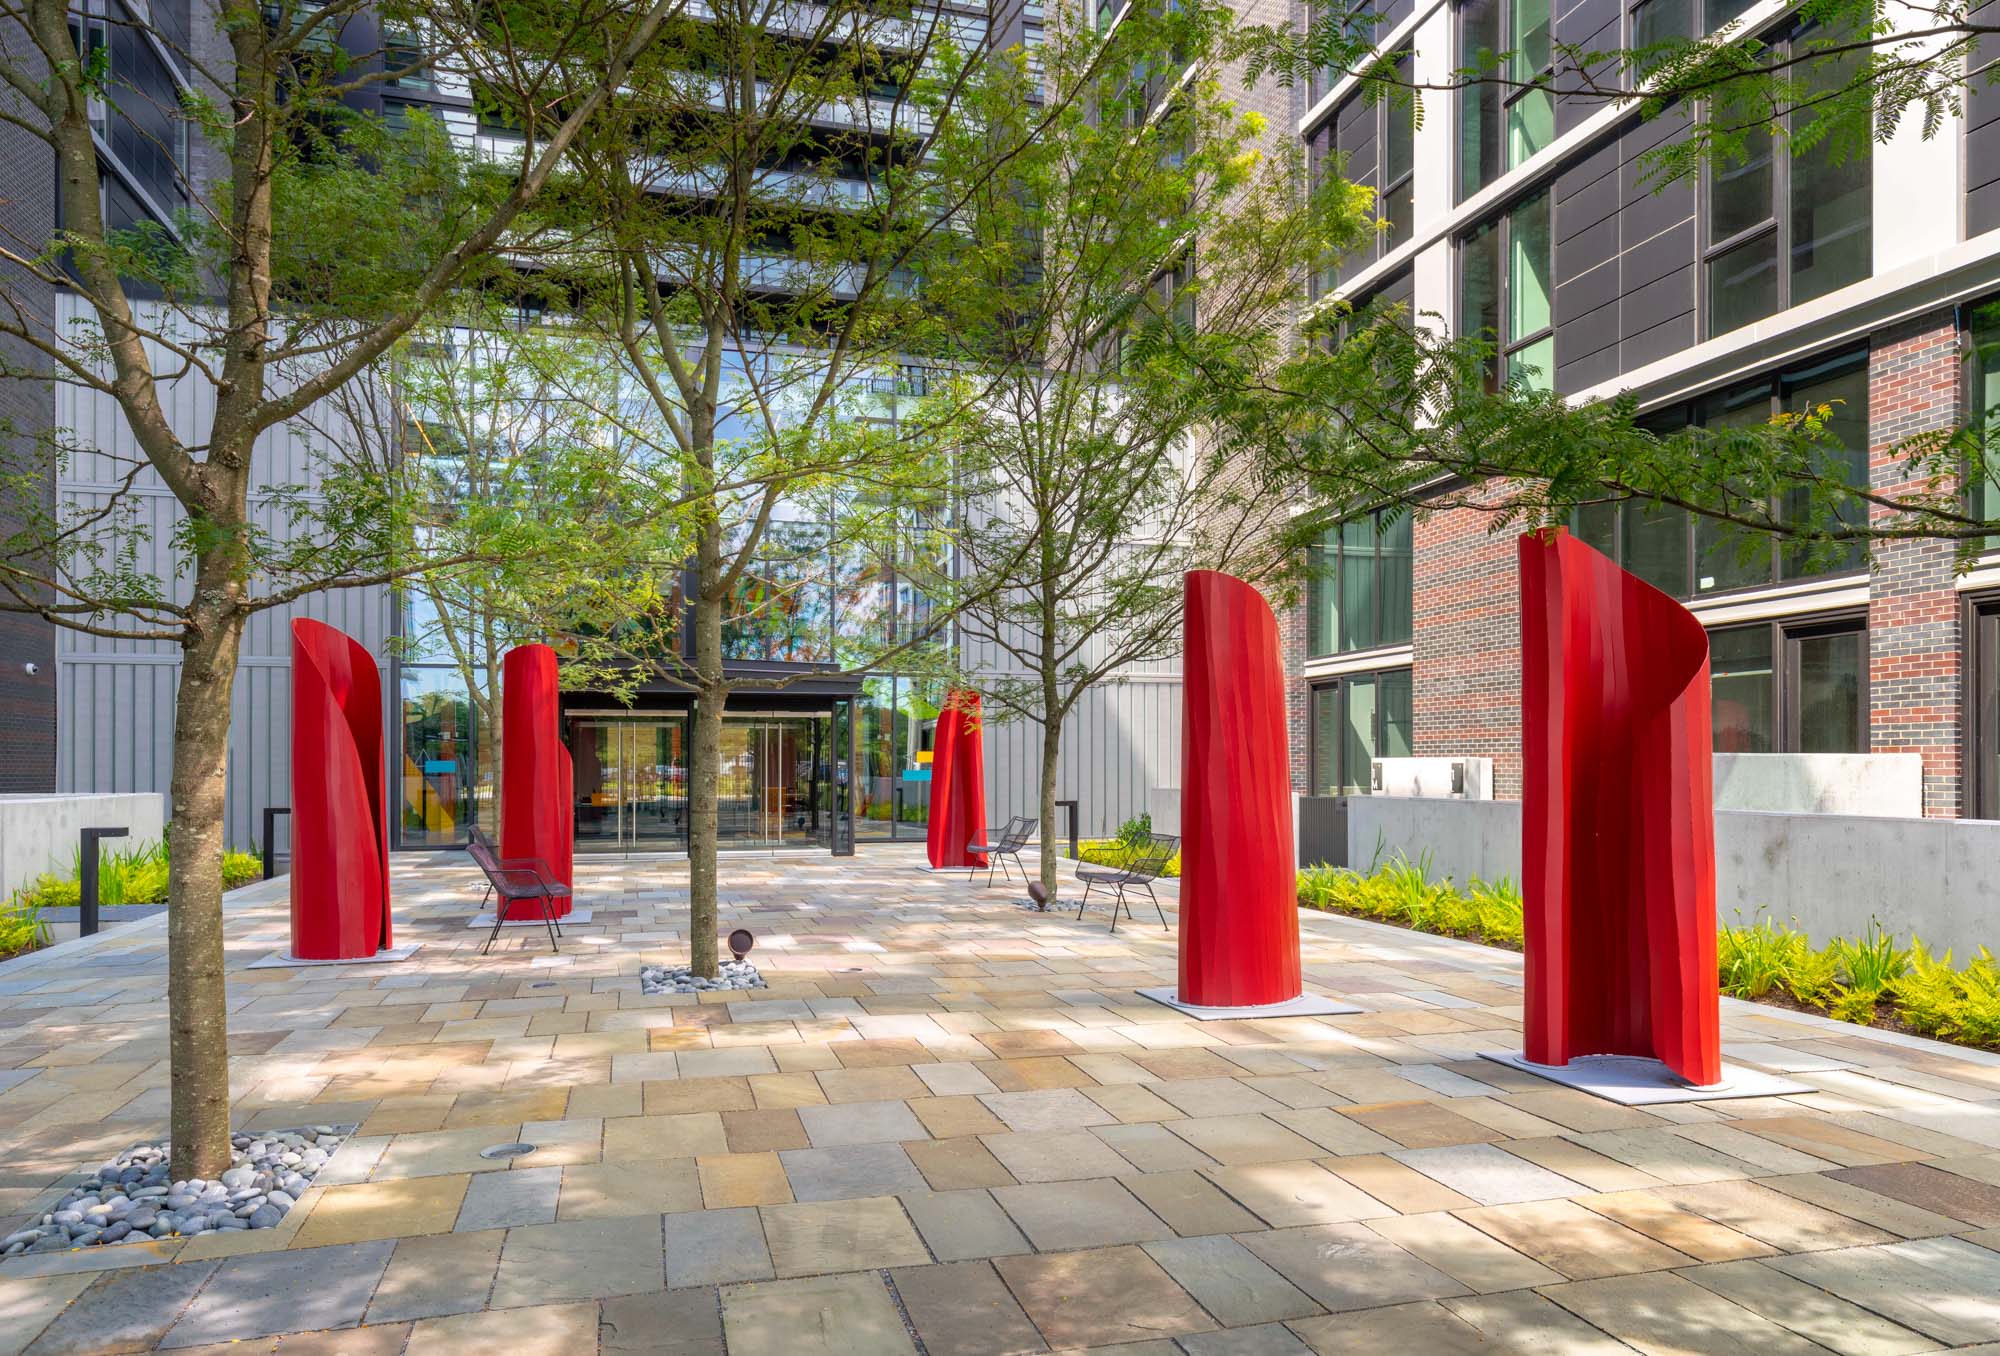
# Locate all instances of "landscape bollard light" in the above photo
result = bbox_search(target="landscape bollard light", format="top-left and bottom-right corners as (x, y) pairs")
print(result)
(78, 826), (129, 938)
(262, 806), (291, 880)
(729, 928), (756, 962)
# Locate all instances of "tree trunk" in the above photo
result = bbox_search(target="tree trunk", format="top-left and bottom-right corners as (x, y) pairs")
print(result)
(687, 525), (725, 979)
(166, 582), (244, 1179)
(1038, 716), (1062, 902)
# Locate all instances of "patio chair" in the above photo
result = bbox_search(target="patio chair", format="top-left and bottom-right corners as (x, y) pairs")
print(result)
(466, 825), (564, 955)
(1076, 832), (1176, 933)
(965, 816), (1038, 887)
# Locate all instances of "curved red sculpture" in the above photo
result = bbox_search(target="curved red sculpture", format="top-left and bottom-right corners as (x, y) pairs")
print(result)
(1179, 570), (1301, 1007)
(926, 689), (989, 869)
(500, 644), (574, 918)
(1520, 529), (1720, 1086)
(290, 619), (390, 960)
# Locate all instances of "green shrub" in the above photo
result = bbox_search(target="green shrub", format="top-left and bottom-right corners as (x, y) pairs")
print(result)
(9, 837), (265, 910)
(1115, 813), (1153, 849)
(1834, 920), (1911, 996)
(1896, 945), (2000, 1047)
(0, 901), (48, 961)
(1076, 838), (1182, 877)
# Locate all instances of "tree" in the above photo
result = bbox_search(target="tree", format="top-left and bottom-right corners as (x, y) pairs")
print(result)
(529, 0), (1049, 976)
(310, 307), (695, 828)
(0, 0), (684, 1176)
(914, 0), (1364, 898)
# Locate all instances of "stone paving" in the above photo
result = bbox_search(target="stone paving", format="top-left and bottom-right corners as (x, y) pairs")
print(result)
(2, 848), (2000, 1353)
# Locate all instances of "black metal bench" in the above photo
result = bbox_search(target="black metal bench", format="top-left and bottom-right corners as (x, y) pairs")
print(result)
(467, 826), (565, 955)
(966, 816), (1037, 887)
(1076, 832), (1176, 932)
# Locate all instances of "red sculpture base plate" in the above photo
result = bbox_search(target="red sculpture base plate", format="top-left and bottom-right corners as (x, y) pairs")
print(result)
(1137, 988), (1362, 1022)
(1481, 1051), (1809, 1105)
(246, 945), (423, 970)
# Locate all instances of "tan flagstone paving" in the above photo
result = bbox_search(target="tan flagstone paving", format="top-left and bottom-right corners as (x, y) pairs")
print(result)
(2, 849), (2000, 1353)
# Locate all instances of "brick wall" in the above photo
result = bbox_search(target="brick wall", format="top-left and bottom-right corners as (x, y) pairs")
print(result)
(1410, 489), (1525, 797)
(1276, 594), (1310, 792)
(1867, 312), (1965, 817)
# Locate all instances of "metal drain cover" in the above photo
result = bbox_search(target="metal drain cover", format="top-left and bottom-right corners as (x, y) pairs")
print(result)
(479, 1142), (536, 1160)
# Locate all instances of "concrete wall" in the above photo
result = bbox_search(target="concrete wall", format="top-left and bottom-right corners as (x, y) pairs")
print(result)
(1340, 793), (2000, 954)
(0, 793), (167, 901)
(1714, 753), (1924, 817)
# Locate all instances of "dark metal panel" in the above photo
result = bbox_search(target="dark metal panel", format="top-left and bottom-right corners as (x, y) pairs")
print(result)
(1555, 295), (1620, 366)
(1619, 259), (1696, 334)
(1556, 341), (1621, 394)
(1555, 257), (1620, 331)
(1619, 307), (1697, 371)
(1619, 217), (1697, 294)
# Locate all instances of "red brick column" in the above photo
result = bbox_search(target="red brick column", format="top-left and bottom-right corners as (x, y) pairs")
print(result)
(1412, 492), (1524, 798)
(1867, 311), (1964, 817)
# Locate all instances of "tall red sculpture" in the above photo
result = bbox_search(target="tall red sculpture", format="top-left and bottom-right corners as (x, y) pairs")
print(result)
(500, 644), (574, 918)
(290, 619), (390, 960)
(926, 689), (989, 869)
(1520, 529), (1721, 1086)
(1179, 570), (1301, 1007)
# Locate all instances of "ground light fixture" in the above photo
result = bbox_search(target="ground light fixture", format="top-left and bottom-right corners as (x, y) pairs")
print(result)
(729, 928), (755, 962)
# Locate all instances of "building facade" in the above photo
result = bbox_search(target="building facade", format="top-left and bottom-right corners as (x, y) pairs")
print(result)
(11, 0), (1178, 858)
(1291, 0), (2000, 819)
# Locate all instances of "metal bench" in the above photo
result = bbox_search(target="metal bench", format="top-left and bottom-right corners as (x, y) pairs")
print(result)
(966, 816), (1037, 887)
(1076, 832), (1176, 932)
(467, 826), (565, 955)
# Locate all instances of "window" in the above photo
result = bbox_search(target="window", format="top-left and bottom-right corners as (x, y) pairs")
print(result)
(1459, 188), (1553, 392)
(1310, 670), (1415, 794)
(1964, 300), (2000, 537)
(1571, 349), (1868, 595)
(1702, 22), (1871, 337)
(1316, 50), (1415, 295)
(1969, 597), (2000, 816)
(1307, 510), (1413, 656)
(1458, 0), (1553, 200)
(1708, 618), (1866, 754)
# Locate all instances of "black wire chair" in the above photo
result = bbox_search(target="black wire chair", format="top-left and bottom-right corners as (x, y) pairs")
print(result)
(467, 825), (565, 955)
(966, 816), (1038, 886)
(1076, 832), (1177, 932)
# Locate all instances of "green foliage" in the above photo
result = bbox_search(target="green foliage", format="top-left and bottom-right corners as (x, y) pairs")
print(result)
(10, 840), (263, 909)
(1115, 814), (1153, 850)
(1303, 863), (2000, 1049)
(0, 900), (48, 962)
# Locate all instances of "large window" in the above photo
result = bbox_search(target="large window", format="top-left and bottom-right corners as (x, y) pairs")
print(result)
(1307, 510), (1413, 655)
(1709, 618), (1866, 754)
(1314, 51), (1415, 296)
(1310, 670), (1415, 794)
(1460, 189), (1554, 392)
(1702, 23), (1871, 337)
(1458, 0), (1553, 200)
(1572, 350), (1868, 596)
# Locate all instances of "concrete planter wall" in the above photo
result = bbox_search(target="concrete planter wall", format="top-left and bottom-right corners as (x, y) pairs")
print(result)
(1336, 793), (1998, 955)
(0, 793), (167, 902)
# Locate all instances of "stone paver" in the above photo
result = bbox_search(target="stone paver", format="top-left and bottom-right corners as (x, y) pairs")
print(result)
(889, 1260), (1048, 1356)
(3, 853), (1996, 1354)
(721, 1272), (914, 1355)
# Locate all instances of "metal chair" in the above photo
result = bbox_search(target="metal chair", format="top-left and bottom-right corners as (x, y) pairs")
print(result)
(966, 816), (1037, 886)
(466, 826), (565, 955)
(1076, 832), (1176, 933)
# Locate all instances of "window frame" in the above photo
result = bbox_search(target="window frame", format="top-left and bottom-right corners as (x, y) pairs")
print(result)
(1306, 508), (1414, 657)
(1706, 612), (1869, 755)
(1576, 346), (1870, 598)
(1456, 0), (1555, 201)
(1698, 19), (1873, 339)
(1307, 667), (1416, 795)
(1457, 186), (1555, 393)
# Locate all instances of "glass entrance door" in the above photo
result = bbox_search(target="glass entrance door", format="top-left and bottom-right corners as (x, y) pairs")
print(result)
(718, 717), (834, 850)
(569, 717), (689, 852)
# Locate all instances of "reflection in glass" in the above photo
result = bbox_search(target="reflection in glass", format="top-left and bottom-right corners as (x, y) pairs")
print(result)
(1710, 625), (1774, 752)
(1458, 0), (1502, 199)
(1706, 232), (1778, 338)
(1795, 628), (1864, 753)
(1781, 359), (1868, 578)
(1459, 218), (1503, 391)
(1341, 677), (1378, 796)
(400, 667), (485, 846)
(1508, 191), (1553, 343)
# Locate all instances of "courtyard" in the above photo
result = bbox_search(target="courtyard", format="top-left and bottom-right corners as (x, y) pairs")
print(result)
(0, 851), (1998, 1354)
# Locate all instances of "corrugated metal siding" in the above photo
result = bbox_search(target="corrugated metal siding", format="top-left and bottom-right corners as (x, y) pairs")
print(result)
(979, 676), (1183, 839)
(53, 294), (393, 852)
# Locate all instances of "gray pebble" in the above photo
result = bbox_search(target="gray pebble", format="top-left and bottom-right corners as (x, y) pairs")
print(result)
(248, 1204), (283, 1229)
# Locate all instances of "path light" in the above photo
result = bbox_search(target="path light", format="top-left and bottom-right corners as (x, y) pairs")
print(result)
(728, 928), (756, 962)
(1027, 882), (1049, 912)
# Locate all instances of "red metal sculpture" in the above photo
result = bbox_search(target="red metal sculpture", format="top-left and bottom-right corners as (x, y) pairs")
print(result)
(926, 688), (989, 869)
(290, 619), (390, 960)
(500, 644), (575, 918)
(1520, 529), (1721, 1086)
(1179, 570), (1301, 1007)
